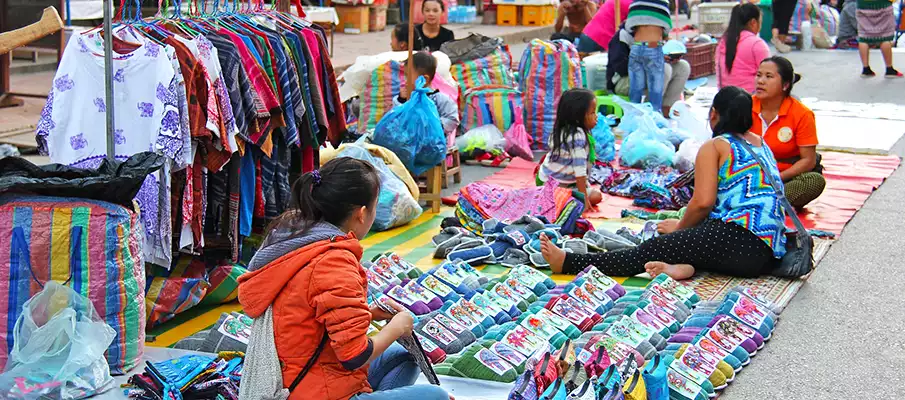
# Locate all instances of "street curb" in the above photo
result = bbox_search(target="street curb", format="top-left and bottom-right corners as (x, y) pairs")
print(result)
(333, 24), (554, 75)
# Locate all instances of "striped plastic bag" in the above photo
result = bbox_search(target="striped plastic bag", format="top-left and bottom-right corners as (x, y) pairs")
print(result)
(518, 40), (584, 150)
(358, 60), (406, 133)
(144, 259), (209, 329)
(0, 195), (145, 375)
(460, 85), (523, 134)
(450, 45), (516, 106)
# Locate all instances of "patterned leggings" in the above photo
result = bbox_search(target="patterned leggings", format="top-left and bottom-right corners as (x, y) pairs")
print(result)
(562, 219), (775, 278)
(784, 172), (826, 209)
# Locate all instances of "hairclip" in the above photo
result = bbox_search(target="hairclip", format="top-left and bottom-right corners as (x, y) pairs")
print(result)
(311, 170), (321, 187)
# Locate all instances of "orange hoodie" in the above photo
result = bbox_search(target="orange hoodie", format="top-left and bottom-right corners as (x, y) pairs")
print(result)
(238, 234), (374, 400)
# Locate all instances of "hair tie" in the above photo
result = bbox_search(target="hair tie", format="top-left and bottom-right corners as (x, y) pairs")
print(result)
(311, 170), (322, 187)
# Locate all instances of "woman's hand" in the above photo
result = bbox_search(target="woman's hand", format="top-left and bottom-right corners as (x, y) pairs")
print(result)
(386, 310), (414, 338)
(657, 219), (680, 234)
(369, 298), (402, 321)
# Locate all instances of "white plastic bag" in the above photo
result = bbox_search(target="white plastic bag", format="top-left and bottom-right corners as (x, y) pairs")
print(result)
(0, 282), (115, 399)
(457, 125), (507, 155)
(669, 101), (711, 142)
(337, 144), (423, 231)
(674, 138), (706, 172)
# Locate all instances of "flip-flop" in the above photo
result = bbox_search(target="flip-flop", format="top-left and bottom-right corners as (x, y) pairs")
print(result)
(480, 153), (511, 168)
(499, 248), (531, 268)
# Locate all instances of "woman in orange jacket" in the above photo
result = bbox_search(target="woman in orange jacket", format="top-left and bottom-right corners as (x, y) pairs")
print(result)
(238, 158), (452, 400)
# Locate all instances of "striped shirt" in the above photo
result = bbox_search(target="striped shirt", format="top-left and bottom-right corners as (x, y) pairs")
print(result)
(539, 127), (590, 185)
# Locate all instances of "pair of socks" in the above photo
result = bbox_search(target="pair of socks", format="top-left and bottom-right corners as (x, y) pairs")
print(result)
(575, 332), (646, 370)
(511, 265), (557, 291)
(400, 280), (445, 310)
(686, 301), (774, 341)
(664, 342), (744, 372)
(647, 274), (701, 307)
(420, 262), (478, 297)
(575, 266), (627, 300)
(440, 299), (495, 337)
(545, 295), (602, 332)
(414, 310), (477, 354)
(569, 277), (623, 303)
(480, 340), (529, 374)
(417, 274), (462, 303)
(601, 309), (671, 340)
(488, 280), (539, 304)
(484, 316), (569, 349)
(471, 291), (523, 320)
(608, 303), (680, 334)
(592, 318), (665, 354)
(384, 284), (433, 315)
(562, 280), (616, 316)
(447, 243), (494, 265)
(524, 306), (583, 339)
(665, 343), (734, 391)
(667, 326), (753, 366)
(664, 358), (711, 400)
(465, 292), (513, 324)
(486, 283), (531, 313)
(372, 253), (421, 280)
(434, 342), (519, 383)
(501, 270), (550, 298)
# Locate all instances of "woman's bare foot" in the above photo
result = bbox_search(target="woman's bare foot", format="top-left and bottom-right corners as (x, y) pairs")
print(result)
(540, 234), (566, 274)
(645, 261), (695, 280)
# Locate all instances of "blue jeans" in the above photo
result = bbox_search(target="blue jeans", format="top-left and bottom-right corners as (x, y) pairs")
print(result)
(351, 344), (449, 400)
(628, 43), (666, 112)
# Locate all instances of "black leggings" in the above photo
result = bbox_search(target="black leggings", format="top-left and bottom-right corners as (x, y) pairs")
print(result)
(772, 0), (798, 35)
(563, 219), (775, 278)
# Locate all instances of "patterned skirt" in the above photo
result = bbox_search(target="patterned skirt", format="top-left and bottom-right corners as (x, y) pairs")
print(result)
(856, 6), (895, 44)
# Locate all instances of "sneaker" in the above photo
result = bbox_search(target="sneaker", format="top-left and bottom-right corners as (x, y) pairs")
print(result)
(771, 37), (791, 53)
(885, 67), (904, 78)
(862, 67), (876, 78)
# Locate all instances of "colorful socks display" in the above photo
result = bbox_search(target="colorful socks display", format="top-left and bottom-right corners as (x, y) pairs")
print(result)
(434, 343), (520, 383)
(414, 310), (477, 355)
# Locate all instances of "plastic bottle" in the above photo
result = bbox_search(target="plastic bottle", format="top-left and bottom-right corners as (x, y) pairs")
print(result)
(801, 20), (813, 51)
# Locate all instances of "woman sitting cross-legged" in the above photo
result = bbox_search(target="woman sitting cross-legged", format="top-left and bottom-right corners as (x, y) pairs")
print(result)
(541, 86), (788, 281)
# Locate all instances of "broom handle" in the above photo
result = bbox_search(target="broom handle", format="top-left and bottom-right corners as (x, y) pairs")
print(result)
(405, 0), (417, 95)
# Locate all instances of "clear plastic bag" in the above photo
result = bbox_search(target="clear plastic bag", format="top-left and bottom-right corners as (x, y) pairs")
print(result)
(614, 97), (670, 135)
(504, 106), (533, 161)
(591, 113), (616, 163)
(674, 138), (706, 172)
(0, 282), (116, 399)
(337, 144), (422, 231)
(371, 76), (448, 176)
(620, 116), (676, 169)
(457, 124), (507, 155)
(668, 101), (711, 142)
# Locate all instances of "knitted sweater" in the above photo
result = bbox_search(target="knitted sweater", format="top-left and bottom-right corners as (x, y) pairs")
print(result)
(625, 0), (673, 33)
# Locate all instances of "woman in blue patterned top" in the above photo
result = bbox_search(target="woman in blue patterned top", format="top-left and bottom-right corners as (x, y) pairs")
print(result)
(541, 86), (787, 280)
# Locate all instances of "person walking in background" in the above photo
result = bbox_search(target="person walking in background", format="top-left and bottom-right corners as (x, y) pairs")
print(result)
(577, 0), (632, 54)
(716, 3), (772, 92)
(552, 0), (598, 43)
(855, 0), (902, 78)
(771, 0), (797, 52)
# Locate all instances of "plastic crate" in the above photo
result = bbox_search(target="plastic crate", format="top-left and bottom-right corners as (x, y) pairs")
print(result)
(521, 5), (544, 25)
(697, 3), (736, 35)
(497, 4), (519, 25)
(543, 5), (556, 25)
(682, 42), (717, 79)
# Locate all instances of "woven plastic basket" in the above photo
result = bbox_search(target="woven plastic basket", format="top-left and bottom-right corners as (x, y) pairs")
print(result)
(682, 42), (717, 79)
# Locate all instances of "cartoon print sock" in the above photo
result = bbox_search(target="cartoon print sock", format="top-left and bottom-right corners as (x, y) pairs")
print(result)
(384, 284), (432, 315)
(667, 328), (757, 357)
(525, 306), (583, 339)
(417, 273), (463, 303)
(569, 277), (623, 304)
(648, 273), (701, 305)
(636, 293), (692, 322)
(400, 279), (444, 311)
(664, 341), (744, 372)
(501, 271), (549, 298)
(466, 292), (513, 325)
(600, 311), (671, 340)
(414, 311), (476, 354)
(667, 329), (753, 366)
(575, 332), (646, 369)
(713, 296), (776, 335)
(434, 343), (520, 383)
(643, 354), (670, 400)
(593, 317), (664, 356)
(481, 340), (529, 374)
(454, 260), (490, 286)
(666, 343), (732, 391)
(635, 299), (690, 324)
(664, 357), (712, 400)
(592, 317), (669, 350)
(494, 278), (540, 304)
(544, 295), (599, 332)
(516, 312), (570, 349)
(684, 312), (771, 346)
(681, 316), (766, 348)
(606, 303), (680, 335)
(575, 266), (627, 299)
(729, 287), (782, 316)
(422, 263), (475, 297)
(439, 302), (488, 337)
(475, 290), (523, 320)
(485, 282), (531, 313)
(511, 265), (557, 291)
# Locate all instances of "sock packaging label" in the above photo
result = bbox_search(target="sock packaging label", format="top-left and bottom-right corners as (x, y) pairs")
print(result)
(728, 297), (770, 330)
(521, 316), (560, 339)
(667, 368), (704, 399)
(490, 342), (528, 367)
(502, 327), (545, 357)
(475, 348), (516, 376)
(434, 313), (470, 334)
(417, 333), (440, 352)
(671, 344), (722, 386)
(536, 308), (576, 332)
(421, 275), (455, 297)
(387, 286), (418, 307)
(643, 303), (679, 327)
(424, 319), (457, 345)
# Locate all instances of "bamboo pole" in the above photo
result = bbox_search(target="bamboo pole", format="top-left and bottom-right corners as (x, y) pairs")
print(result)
(405, 0), (416, 95)
(103, 0), (114, 160)
(614, 0), (620, 32)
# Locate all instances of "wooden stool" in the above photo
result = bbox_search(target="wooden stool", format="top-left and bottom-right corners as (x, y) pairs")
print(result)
(416, 165), (443, 213)
(442, 146), (462, 189)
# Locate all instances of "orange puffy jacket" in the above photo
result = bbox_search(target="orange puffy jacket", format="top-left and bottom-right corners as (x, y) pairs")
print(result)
(238, 233), (375, 400)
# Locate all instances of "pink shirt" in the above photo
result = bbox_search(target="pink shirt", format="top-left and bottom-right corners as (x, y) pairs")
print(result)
(583, 0), (632, 50)
(716, 31), (771, 93)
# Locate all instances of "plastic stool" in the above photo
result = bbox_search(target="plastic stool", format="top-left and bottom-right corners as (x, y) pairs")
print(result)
(594, 92), (625, 119)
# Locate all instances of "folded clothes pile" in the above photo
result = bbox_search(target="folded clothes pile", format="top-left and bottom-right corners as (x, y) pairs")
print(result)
(124, 353), (244, 399)
(453, 181), (589, 236)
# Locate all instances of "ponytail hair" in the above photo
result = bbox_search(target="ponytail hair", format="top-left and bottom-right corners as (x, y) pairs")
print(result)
(263, 157), (380, 245)
(711, 86), (754, 137)
(722, 3), (761, 74)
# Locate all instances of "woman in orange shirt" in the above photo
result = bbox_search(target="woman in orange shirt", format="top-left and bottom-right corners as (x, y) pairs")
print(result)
(751, 56), (826, 209)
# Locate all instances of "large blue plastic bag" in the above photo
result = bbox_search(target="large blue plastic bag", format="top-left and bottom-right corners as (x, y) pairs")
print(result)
(592, 113), (616, 162)
(371, 76), (447, 176)
(0, 282), (116, 399)
(620, 115), (676, 168)
(337, 144), (422, 231)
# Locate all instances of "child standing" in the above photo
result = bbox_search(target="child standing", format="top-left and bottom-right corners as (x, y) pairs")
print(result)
(536, 88), (604, 214)
(625, 0), (673, 112)
(395, 52), (460, 139)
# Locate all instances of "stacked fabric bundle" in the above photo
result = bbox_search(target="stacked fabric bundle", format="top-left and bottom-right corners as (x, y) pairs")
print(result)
(123, 352), (244, 399)
(453, 181), (587, 236)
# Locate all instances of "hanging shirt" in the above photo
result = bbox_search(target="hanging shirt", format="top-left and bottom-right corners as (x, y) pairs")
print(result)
(36, 32), (179, 268)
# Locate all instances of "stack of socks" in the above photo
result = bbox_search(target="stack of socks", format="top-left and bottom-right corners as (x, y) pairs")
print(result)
(683, 299), (775, 341)
(486, 283), (531, 313)
(664, 343), (735, 389)
(420, 262), (476, 297)
(502, 273), (548, 299)
(575, 332), (646, 373)
(511, 265), (557, 291)
(647, 274), (701, 307)
(372, 253), (420, 280)
(664, 341), (745, 372)
(601, 305), (672, 339)
(480, 340), (529, 374)
(414, 311), (477, 354)
(562, 280), (615, 315)
(663, 343), (727, 394)
(367, 262), (403, 289)
(663, 354), (711, 400)
(488, 280), (538, 305)
(439, 300), (494, 337)
(484, 315), (569, 349)
(401, 280), (444, 310)
(417, 274), (462, 303)
(475, 291), (524, 319)
(592, 314), (663, 357)
(447, 241), (494, 265)
(466, 292), (513, 324)
(434, 342), (520, 383)
(525, 306), (583, 339)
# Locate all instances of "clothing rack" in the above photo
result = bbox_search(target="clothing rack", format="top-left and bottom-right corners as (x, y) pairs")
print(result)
(103, 0), (114, 160)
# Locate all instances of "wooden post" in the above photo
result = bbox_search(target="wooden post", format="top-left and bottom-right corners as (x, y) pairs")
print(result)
(276, 0), (290, 12)
(405, 0), (415, 95)
(613, 0), (620, 32)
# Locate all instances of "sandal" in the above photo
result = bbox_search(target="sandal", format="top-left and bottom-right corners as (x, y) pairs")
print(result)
(465, 152), (493, 166)
(481, 153), (511, 168)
